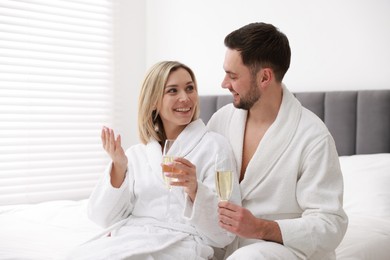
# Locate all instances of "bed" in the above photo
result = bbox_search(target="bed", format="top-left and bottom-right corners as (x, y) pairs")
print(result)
(0, 89), (389, 260)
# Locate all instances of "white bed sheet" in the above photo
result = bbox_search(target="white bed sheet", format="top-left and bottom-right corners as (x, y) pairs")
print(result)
(336, 215), (390, 260)
(1, 154), (389, 260)
(0, 200), (101, 260)
(335, 153), (390, 260)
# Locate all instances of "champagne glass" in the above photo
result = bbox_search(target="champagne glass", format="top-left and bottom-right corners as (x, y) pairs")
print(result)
(161, 139), (180, 219)
(162, 139), (179, 190)
(215, 153), (233, 201)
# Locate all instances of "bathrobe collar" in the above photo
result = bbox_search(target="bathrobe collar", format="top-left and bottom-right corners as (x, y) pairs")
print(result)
(230, 86), (302, 199)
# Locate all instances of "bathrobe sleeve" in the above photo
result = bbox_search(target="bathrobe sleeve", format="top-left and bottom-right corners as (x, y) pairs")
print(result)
(275, 134), (348, 258)
(87, 150), (135, 228)
(182, 132), (241, 248)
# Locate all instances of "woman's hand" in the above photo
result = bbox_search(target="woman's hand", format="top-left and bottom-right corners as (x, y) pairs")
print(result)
(101, 126), (128, 187)
(165, 157), (198, 202)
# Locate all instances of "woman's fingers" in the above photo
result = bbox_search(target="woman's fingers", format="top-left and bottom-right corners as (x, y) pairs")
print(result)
(101, 127), (119, 154)
(101, 127), (107, 147)
(100, 127), (128, 170)
(163, 157), (198, 200)
(168, 162), (193, 179)
(116, 134), (121, 148)
(166, 159), (197, 187)
(173, 157), (193, 167)
(102, 127), (111, 151)
(107, 128), (115, 153)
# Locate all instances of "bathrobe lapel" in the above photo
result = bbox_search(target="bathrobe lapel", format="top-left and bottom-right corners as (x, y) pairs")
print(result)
(175, 119), (208, 158)
(228, 108), (247, 179)
(239, 86), (302, 199)
(147, 119), (208, 161)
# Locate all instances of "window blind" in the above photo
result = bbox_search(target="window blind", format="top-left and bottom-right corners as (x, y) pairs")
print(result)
(0, 0), (114, 205)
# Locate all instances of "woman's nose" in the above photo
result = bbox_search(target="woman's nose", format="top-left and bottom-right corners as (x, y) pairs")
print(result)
(178, 91), (189, 101)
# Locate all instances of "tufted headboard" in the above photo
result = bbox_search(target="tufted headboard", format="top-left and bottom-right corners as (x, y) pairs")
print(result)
(199, 90), (390, 156)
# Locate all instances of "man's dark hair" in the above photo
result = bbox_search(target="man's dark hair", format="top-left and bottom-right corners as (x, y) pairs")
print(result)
(224, 22), (291, 82)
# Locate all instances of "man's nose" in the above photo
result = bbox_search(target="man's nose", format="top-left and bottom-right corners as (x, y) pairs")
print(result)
(221, 76), (230, 89)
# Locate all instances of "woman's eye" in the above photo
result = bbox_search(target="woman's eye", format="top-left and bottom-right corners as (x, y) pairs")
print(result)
(186, 85), (194, 91)
(166, 88), (177, 93)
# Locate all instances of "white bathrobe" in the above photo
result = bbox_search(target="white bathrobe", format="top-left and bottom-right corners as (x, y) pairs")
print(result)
(207, 87), (348, 260)
(69, 119), (241, 260)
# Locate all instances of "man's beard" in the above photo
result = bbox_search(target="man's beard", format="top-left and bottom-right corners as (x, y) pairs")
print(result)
(234, 78), (260, 110)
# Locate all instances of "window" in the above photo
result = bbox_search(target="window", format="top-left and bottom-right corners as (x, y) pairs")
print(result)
(0, 0), (114, 205)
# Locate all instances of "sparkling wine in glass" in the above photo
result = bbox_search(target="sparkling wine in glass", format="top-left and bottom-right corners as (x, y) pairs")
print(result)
(162, 139), (179, 190)
(215, 153), (233, 201)
(161, 139), (180, 219)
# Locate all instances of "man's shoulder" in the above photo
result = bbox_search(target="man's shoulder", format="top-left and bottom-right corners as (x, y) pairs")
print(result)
(214, 103), (236, 117)
(207, 103), (236, 135)
(208, 103), (236, 125)
(204, 130), (230, 144)
(299, 107), (332, 138)
(201, 131), (234, 158)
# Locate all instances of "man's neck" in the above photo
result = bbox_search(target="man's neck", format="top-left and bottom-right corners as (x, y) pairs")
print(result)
(247, 84), (283, 125)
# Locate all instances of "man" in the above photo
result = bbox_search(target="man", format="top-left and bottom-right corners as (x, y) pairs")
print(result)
(207, 22), (348, 259)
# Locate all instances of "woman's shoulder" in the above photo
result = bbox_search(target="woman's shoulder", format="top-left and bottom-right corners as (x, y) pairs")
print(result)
(125, 142), (147, 156)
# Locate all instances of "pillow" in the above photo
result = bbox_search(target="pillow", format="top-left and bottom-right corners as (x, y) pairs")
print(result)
(339, 153), (390, 218)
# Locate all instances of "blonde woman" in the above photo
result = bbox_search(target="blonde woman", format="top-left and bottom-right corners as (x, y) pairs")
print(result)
(69, 61), (240, 260)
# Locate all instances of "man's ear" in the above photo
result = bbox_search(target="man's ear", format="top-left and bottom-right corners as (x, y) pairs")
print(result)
(257, 68), (273, 88)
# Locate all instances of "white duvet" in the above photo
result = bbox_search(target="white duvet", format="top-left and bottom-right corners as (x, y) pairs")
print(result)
(0, 200), (101, 260)
(335, 215), (390, 260)
(1, 154), (389, 260)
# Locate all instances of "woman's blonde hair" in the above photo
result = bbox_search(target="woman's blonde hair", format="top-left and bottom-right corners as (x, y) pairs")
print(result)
(138, 61), (200, 144)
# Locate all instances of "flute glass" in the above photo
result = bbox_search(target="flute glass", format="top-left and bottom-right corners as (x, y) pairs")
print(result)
(215, 153), (233, 201)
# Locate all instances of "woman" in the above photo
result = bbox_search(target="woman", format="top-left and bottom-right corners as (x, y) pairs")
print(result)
(69, 61), (240, 259)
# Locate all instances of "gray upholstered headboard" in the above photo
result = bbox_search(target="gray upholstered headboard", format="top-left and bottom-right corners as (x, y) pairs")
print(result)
(199, 90), (390, 156)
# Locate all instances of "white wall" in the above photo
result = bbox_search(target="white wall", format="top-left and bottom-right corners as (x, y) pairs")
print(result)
(120, 0), (390, 146)
(145, 0), (390, 95)
(114, 0), (145, 148)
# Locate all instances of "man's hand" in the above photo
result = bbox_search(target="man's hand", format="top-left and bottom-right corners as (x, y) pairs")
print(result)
(218, 201), (283, 244)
